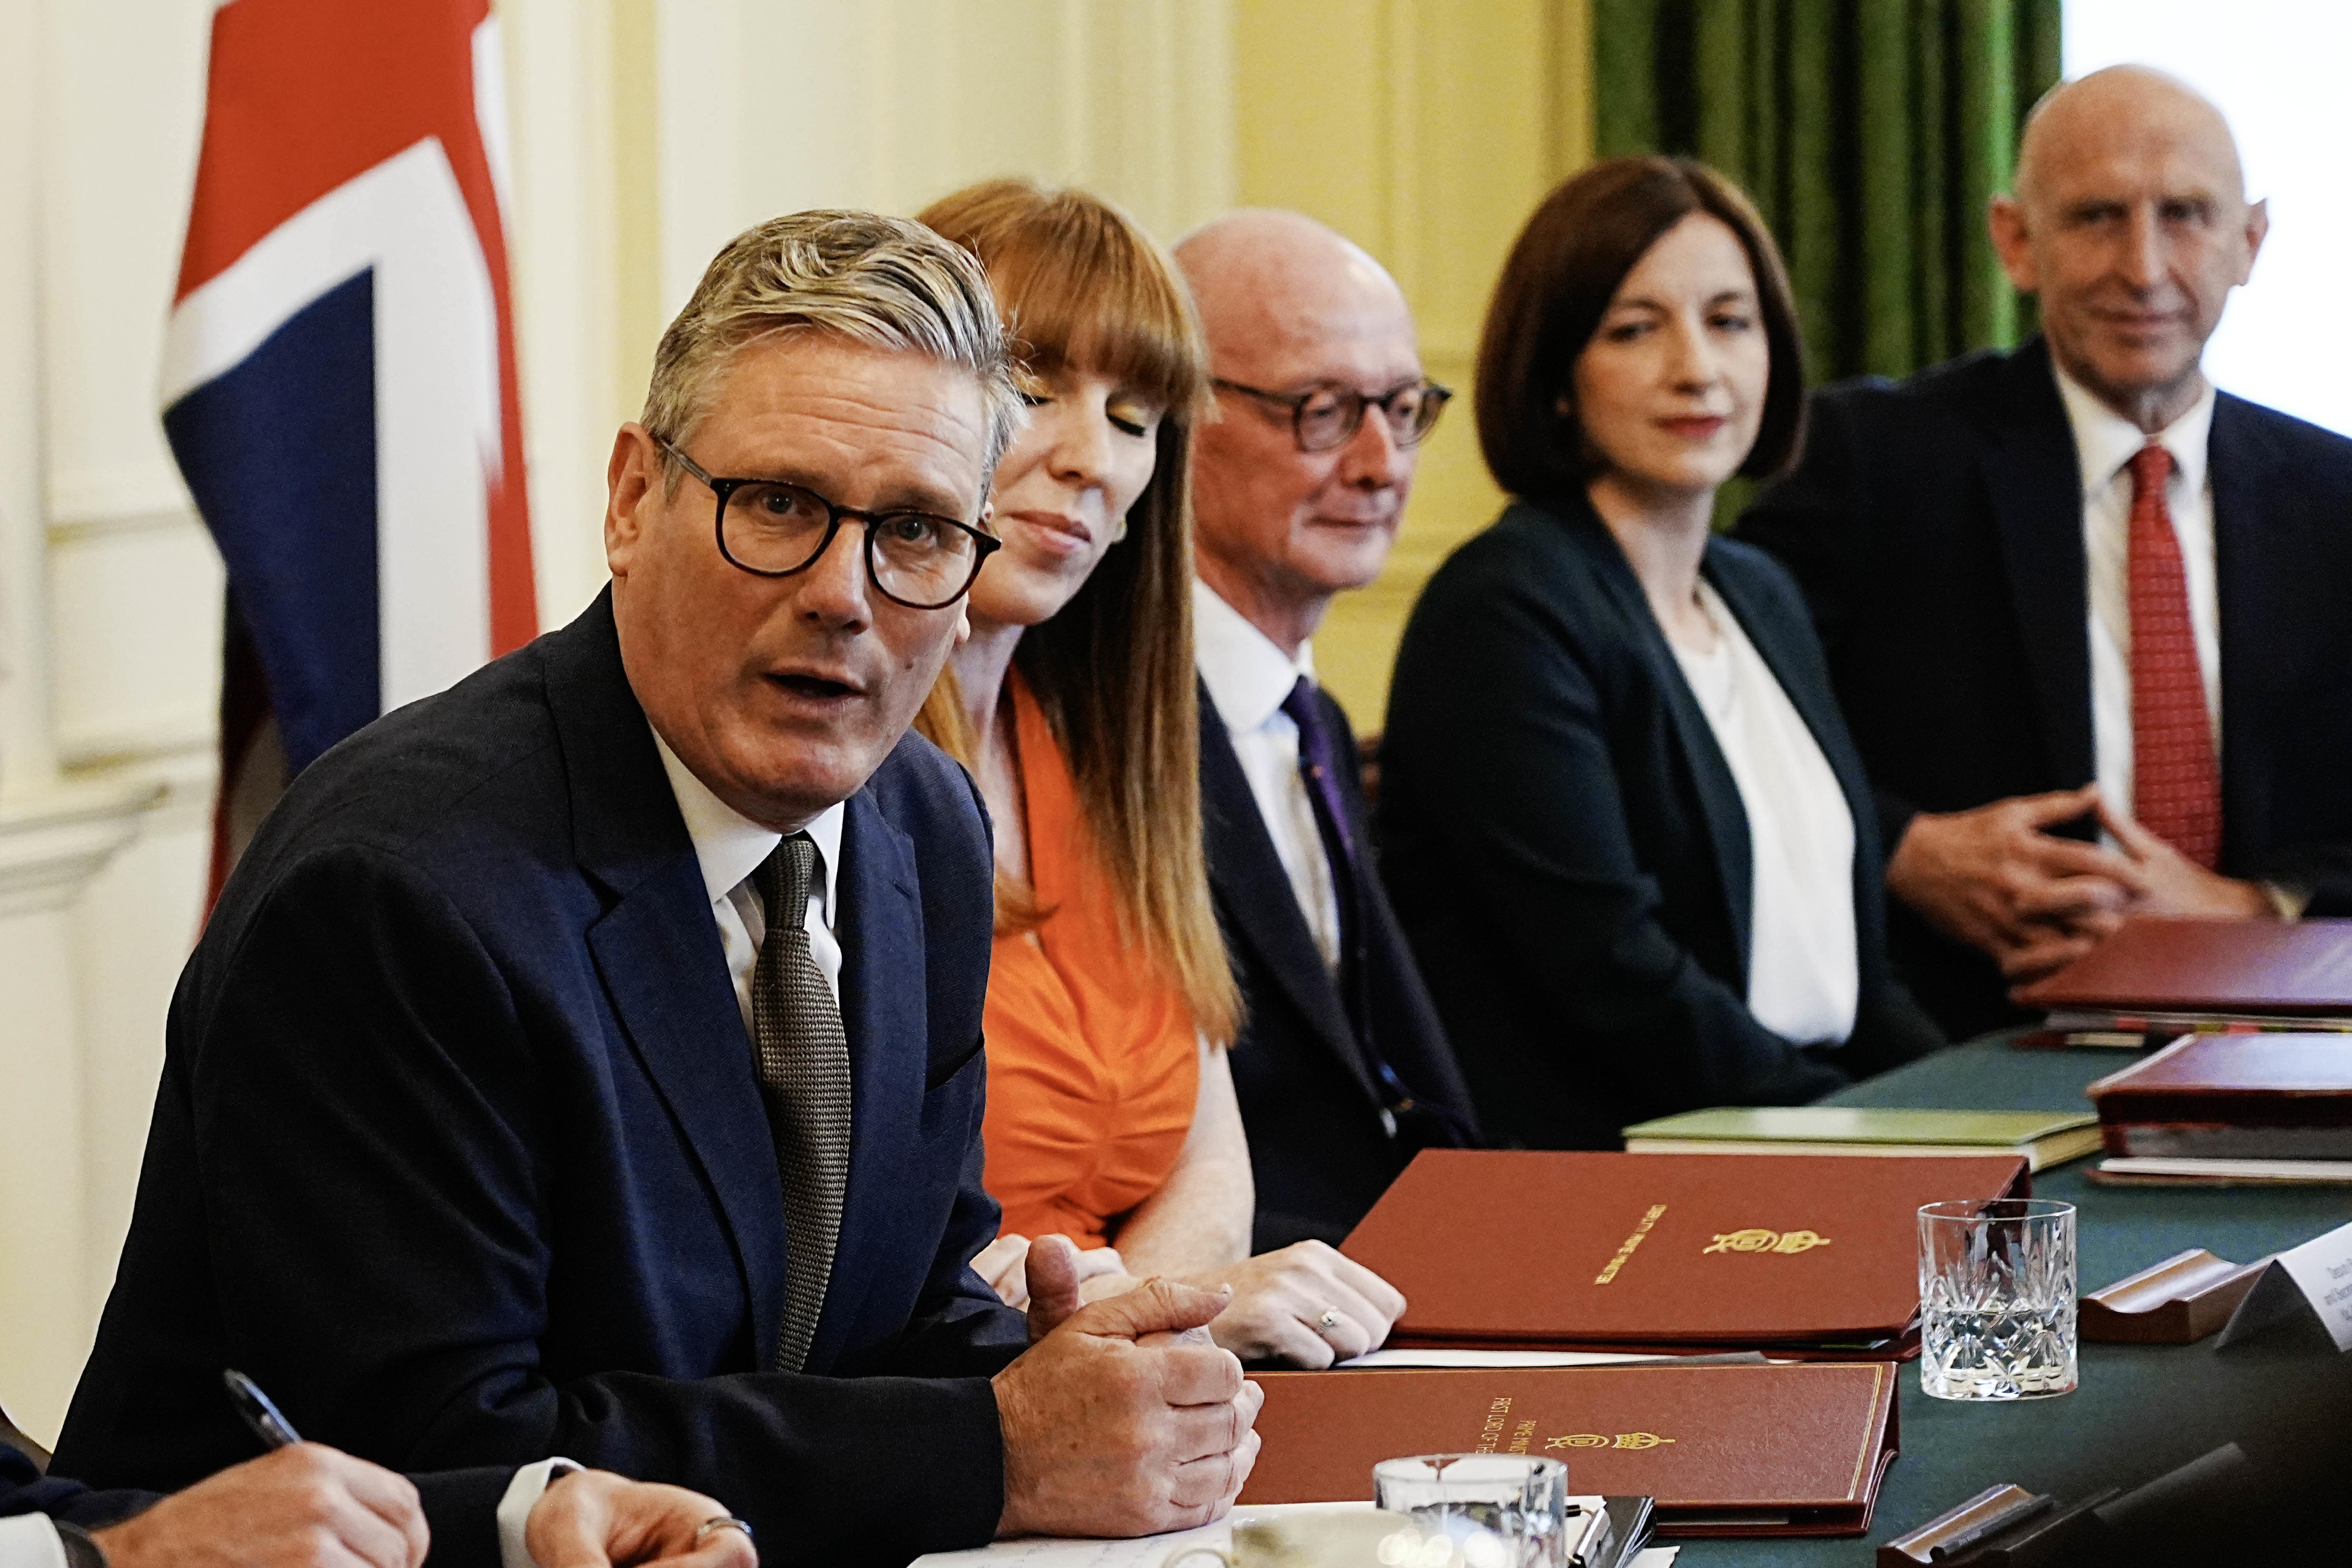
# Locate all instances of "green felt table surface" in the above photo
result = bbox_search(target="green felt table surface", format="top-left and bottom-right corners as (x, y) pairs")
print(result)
(1670, 1036), (2352, 1566)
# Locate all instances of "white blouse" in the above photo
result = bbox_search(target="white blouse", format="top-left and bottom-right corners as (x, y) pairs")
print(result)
(1666, 580), (1859, 1045)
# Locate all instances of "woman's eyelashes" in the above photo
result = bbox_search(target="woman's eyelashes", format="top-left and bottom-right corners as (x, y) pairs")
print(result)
(1107, 403), (1158, 437)
(1020, 382), (1160, 439)
(1601, 309), (1751, 343)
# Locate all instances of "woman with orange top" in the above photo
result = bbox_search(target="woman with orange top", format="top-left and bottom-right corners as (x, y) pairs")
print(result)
(914, 178), (1406, 1367)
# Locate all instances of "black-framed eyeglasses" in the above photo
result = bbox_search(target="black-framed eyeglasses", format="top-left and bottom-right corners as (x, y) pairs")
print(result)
(1212, 377), (1453, 454)
(654, 436), (1000, 610)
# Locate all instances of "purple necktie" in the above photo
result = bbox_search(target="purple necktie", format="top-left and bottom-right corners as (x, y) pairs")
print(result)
(1280, 677), (1410, 1109)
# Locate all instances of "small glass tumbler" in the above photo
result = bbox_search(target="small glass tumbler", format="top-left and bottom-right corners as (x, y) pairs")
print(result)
(1371, 1454), (1569, 1568)
(1918, 1198), (2078, 1401)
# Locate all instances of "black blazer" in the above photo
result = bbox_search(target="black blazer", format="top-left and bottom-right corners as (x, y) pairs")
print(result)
(1737, 337), (2352, 1035)
(1377, 495), (1943, 1151)
(52, 592), (1027, 1566)
(0, 1445), (515, 1568)
(1200, 684), (1481, 1250)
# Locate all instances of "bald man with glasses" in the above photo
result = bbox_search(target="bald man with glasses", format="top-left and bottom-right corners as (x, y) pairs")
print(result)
(1173, 211), (1480, 1256)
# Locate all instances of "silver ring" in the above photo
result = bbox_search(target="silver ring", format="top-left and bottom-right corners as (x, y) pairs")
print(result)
(1318, 1307), (1341, 1330)
(696, 1517), (755, 1544)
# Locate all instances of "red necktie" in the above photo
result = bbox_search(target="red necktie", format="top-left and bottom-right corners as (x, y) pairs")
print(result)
(2125, 443), (2221, 867)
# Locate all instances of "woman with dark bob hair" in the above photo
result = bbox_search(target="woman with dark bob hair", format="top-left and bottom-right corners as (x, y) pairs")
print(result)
(1376, 156), (1944, 1150)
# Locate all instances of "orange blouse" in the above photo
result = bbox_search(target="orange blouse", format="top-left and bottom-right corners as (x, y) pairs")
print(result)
(980, 673), (1200, 1249)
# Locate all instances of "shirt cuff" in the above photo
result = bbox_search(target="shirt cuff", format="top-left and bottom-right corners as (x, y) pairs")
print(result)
(494, 1458), (585, 1568)
(2262, 881), (2312, 922)
(0, 1515), (67, 1568)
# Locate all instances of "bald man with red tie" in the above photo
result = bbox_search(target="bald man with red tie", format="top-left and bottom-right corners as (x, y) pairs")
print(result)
(1739, 65), (2352, 1037)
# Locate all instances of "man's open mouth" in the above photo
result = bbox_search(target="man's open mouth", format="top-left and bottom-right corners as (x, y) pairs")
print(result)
(771, 672), (858, 700)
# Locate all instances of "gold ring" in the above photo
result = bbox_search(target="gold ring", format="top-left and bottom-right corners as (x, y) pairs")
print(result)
(696, 1517), (755, 1544)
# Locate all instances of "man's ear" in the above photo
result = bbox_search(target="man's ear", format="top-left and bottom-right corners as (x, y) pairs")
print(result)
(606, 423), (659, 578)
(1986, 196), (2038, 295)
(2239, 196), (2270, 283)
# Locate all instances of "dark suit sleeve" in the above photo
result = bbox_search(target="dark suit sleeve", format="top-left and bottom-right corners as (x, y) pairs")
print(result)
(0, 1446), (159, 1530)
(1390, 570), (1849, 1122)
(189, 847), (1005, 1564)
(2248, 846), (2352, 918)
(1737, 385), (1924, 853)
(413, 1468), (515, 1568)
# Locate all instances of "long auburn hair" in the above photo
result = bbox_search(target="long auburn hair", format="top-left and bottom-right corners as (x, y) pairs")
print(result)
(913, 177), (1239, 1045)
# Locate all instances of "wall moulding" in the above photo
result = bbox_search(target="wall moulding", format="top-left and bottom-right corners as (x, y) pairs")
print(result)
(44, 503), (204, 548)
(0, 780), (167, 919)
(56, 710), (214, 774)
(45, 470), (197, 535)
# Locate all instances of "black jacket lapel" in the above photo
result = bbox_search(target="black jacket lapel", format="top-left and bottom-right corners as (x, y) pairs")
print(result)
(1197, 690), (1381, 1104)
(1573, 510), (1754, 982)
(805, 789), (927, 1368)
(1979, 339), (2096, 788)
(1706, 554), (1878, 859)
(2211, 391), (2298, 870)
(551, 592), (786, 1368)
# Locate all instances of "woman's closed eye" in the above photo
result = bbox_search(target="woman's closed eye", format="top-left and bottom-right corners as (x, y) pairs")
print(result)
(1107, 399), (1161, 438)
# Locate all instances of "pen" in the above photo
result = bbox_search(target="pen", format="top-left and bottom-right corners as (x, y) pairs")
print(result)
(223, 1368), (303, 1450)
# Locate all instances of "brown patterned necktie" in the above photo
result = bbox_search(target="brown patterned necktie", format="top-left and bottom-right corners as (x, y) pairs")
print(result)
(750, 832), (853, 1374)
(2125, 444), (2222, 867)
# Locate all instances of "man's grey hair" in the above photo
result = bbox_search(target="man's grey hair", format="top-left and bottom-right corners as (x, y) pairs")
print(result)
(642, 209), (1022, 490)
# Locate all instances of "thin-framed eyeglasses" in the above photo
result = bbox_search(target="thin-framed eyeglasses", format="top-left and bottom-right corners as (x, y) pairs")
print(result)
(653, 435), (1000, 610)
(1211, 377), (1453, 454)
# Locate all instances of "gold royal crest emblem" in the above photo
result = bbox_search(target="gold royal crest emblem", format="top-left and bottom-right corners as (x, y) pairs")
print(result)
(1702, 1228), (1830, 1255)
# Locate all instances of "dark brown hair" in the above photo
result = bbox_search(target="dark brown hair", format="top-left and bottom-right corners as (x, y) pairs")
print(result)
(1475, 155), (1806, 503)
(911, 178), (1238, 1044)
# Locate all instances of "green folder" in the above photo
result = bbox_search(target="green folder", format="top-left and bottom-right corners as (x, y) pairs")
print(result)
(1620, 1106), (2103, 1172)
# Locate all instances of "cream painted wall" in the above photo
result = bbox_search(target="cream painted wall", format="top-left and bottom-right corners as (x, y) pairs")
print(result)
(0, 0), (217, 1445)
(1231, 0), (1593, 727)
(0, 0), (1590, 1444)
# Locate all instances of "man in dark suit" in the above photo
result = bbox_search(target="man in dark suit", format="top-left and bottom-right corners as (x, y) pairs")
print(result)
(1739, 66), (2352, 1036)
(1, 1434), (756, 1568)
(1173, 211), (1479, 1252)
(51, 212), (1259, 1564)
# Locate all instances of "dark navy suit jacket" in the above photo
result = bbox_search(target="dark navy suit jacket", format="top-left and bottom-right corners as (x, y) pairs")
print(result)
(1199, 686), (1479, 1250)
(0, 1444), (512, 1568)
(1378, 495), (1942, 1151)
(1738, 338), (2352, 1036)
(52, 592), (1026, 1566)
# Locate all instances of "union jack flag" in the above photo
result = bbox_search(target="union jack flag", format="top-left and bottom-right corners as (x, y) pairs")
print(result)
(163, 0), (535, 901)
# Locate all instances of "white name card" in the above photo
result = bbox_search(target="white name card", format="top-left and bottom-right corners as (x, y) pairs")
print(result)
(2217, 1218), (2352, 1352)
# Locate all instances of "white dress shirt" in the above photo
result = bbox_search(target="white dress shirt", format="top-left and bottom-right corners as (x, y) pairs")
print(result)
(2052, 363), (2223, 825)
(0, 1458), (585, 1568)
(1192, 579), (1343, 970)
(652, 728), (844, 1036)
(1668, 581), (1860, 1046)
(0, 1514), (64, 1568)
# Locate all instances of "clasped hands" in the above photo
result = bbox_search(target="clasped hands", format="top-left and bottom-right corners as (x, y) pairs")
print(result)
(1887, 782), (2274, 992)
(991, 1235), (1264, 1540)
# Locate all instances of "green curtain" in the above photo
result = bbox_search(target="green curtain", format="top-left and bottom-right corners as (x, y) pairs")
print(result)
(1593, 0), (2063, 386)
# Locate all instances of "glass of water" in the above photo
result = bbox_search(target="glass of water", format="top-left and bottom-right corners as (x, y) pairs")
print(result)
(1372, 1454), (1569, 1568)
(1918, 1198), (2077, 1401)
